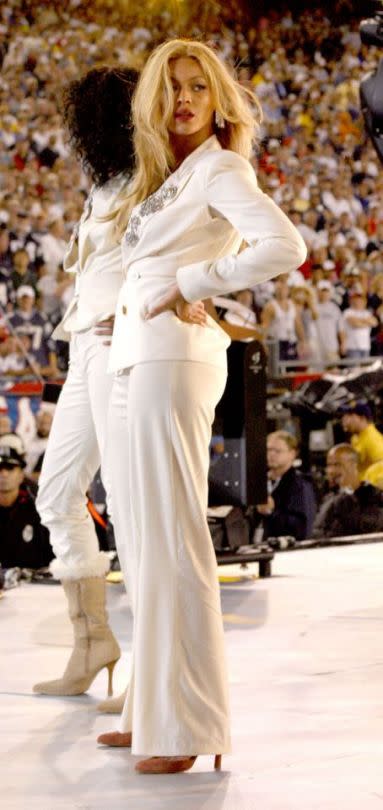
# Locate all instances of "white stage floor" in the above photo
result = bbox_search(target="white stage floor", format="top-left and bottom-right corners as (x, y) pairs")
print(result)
(1, 543), (383, 810)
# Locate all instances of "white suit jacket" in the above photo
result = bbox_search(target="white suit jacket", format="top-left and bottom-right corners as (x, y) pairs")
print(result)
(109, 136), (307, 372)
(53, 174), (129, 341)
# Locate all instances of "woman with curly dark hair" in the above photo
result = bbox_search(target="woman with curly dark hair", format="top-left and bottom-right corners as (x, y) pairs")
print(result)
(61, 66), (138, 187)
(32, 67), (139, 704)
(32, 66), (139, 702)
(33, 65), (205, 707)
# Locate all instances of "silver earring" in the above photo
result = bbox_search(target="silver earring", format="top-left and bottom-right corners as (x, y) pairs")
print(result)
(215, 110), (225, 129)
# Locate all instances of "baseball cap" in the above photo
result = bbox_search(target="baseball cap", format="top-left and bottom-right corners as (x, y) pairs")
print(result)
(16, 285), (35, 299)
(0, 443), (26, 468)
(317, 280), (332, 291)
(339, 402), (373, 420)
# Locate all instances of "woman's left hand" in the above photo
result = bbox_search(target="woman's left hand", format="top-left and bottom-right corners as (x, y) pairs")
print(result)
(144, 283), (206, 326)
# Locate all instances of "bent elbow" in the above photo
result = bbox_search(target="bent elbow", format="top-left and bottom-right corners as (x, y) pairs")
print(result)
(297, 239), (308, 266)
(267, 235), (306, 275)
(289, 234), (307, 268)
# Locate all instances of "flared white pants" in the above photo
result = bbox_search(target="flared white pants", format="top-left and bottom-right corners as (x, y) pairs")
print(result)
(37, 331), (112, 579)
(107, 360), (231, 756)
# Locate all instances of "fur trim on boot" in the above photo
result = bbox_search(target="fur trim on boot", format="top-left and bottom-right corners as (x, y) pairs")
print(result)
(50, 551), (110, 581)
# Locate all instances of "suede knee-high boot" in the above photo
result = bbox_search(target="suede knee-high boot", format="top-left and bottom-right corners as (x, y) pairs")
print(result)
(33, 577), (120, 696)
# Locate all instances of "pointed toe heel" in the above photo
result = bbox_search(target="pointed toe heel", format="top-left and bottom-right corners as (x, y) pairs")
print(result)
(97, 731), (132, 747)
(135, 755), (197, 774)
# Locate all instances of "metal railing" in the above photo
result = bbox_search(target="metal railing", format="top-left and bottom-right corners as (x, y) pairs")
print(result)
(265, 339), (383, 377)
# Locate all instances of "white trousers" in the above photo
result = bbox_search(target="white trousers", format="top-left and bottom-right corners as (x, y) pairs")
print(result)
(108, 361), (231, 756)
(37, 331), (112, 580)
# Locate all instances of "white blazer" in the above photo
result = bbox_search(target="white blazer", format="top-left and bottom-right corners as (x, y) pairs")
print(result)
(53, 174), (129, 341)
(109, 135), (307, 372)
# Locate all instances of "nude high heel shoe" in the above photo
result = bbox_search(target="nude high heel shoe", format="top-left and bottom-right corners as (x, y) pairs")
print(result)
(96, 734), (222, 773)
(135, 754), (222, 774)
(33, 577), (120, 697)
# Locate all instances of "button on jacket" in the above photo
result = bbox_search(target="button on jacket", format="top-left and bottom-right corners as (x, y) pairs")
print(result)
(109, 135), (307, 372)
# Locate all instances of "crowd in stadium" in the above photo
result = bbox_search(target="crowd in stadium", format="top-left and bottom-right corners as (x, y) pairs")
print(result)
(0, 0), (382, 375)
(2, 0), (383, 571)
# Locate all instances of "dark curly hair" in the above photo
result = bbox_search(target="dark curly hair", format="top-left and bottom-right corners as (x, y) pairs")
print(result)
(61, 66), (139, 187)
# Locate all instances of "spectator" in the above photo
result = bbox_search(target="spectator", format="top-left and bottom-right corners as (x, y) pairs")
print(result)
(35, 258), (61, 317)
(338, 266), (364, 311)
(261, 273), (305, 360)
(0, 334), (28, 374)
(289, 284), (318, 362)
(9, 212), (41, 263)
(0, 265), (12, 307)
(315, 280), (345, 364)
(37, 134), (60, 169)
(369, 273), (383, 356)
(363, 460), (383, 490)
(256, 430), (316, 541)
(9, 285), (58, 377)
(26, 407), (54, 477)
(0, 436), (54, 570)
(38, 218), (67, 276)
(313, 443), (383, 538)
(340, 403), (383, 479)
(9, 247), (37, 293)
(342, 285), (377, 359)
(0, 223), (13, 275)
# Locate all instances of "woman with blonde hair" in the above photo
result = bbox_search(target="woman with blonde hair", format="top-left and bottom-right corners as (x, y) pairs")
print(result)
(33, 66), (204, 707)
(98, 39), (306, 774)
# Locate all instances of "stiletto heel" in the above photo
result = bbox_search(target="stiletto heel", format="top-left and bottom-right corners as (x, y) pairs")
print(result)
(214, 754), (222, 771)
(106, 660), (117, 696)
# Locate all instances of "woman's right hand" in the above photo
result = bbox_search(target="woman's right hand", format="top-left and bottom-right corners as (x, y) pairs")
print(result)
(144, 283), (206, 327)
(175, 299), (207, 327)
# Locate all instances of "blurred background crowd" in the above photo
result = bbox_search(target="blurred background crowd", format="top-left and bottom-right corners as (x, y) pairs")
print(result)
(1, 0), (383, 377)
(2, 0), (383, 578)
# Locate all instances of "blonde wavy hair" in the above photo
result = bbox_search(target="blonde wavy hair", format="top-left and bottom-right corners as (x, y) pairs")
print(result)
(113, 38), (262, 236)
